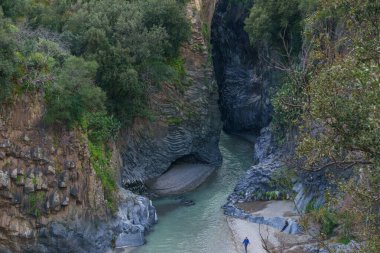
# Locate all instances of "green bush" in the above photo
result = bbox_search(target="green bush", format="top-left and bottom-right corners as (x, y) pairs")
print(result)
(84, 112), (121, 144)
(2, 0), (191, 124)
(45, 56), (105, 127)
(244, 0), (302, 51)
(27, 191), (45, 217)
(167, 116), (183, 126)
(0, 10), (17, 102)
(319, 208), (338, 237)
(89, 141), (117, 213)
(141, 0), (190, 57)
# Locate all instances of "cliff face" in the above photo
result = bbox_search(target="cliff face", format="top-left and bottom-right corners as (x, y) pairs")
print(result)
(0, 94), (156, 252)
(0, 1), (221, 251)
(0, 93), (106, 240)
(211, 0), (276, 133)
(120, 0), (222, 187)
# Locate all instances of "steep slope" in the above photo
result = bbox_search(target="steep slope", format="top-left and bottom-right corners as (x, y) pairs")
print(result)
(0, 94), (156, 252)
(120, 0), (222, 192)
(0, 0), (222, 252)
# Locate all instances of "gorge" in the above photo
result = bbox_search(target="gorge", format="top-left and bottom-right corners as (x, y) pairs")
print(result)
(0, 0), (378, 252)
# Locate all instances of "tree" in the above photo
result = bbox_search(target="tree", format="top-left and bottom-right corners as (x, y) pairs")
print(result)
(244, 0), (302, 52)
(265, 0), (380, 250)
(0, 9), (17, 102)
(45, 56), (105, 127)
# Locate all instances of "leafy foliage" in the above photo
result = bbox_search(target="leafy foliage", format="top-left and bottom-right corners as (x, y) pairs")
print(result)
(44, 56), (105, 127)
(27, 191), (45, 217)
(61, 0), (190, 123)
(1, 0), (190, 123)
(89, 141), (117, 213)
(1, 0), (190, 213)
(85, 112), (121, 145)
(256, 0), (380, 249)
(0, 9), (17, 102)
(244, 0), (302, 51)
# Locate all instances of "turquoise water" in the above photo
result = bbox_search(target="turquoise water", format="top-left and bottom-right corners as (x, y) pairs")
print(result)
(133, 132), (253, 253)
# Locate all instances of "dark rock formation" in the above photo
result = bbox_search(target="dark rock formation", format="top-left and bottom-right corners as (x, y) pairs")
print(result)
(120, 2), (222, 186)
(211, 0), (277, 133)
(226, 128), (287, 204)
(17, 189), (156, 253)
(0, 93), (158, 252)
(225, 127), (331, 211)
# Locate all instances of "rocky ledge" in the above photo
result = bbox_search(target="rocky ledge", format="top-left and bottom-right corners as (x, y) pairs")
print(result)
(6, 189), (157, 253)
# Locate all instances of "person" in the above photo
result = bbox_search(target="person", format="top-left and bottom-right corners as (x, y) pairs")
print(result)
(242, 237), (250, 253)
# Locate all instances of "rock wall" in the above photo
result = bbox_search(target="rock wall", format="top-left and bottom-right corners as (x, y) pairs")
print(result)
(0, 94), (156, 252)
(119, 0), (222, 186)
(211, 0), (277, 133)
(0, 1), (222, 251)
(225, 127), (329, 213)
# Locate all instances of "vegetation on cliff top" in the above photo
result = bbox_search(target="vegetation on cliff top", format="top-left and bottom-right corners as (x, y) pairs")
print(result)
(246, 0), (379, 250)
(0, 0), (190, 212)
(1, 0), (189, 125)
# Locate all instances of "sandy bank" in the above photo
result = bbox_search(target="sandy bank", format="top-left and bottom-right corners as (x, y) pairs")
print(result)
(147, 163), (216, 195)
(227, 201), (312, 253)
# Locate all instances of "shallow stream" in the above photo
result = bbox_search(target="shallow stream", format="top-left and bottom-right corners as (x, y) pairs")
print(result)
(133, 132), (253, 253)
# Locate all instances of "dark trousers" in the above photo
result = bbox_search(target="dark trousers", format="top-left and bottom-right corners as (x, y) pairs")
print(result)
(244, 244), (248, 253)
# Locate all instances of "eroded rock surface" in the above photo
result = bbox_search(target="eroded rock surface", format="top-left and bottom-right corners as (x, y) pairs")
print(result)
(0, 94), (158, 252)
(120, 0), (222, 187)
(0, 1), (221, 252)
(211, 0), (276, 133)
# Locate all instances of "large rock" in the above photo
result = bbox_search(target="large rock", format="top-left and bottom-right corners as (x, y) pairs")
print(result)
(211, 0), (276, 132)
(16, 189), (156, 253)
(113, 189), (157, 248)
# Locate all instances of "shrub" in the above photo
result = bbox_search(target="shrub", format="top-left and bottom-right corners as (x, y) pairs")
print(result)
(45, 56), (105, 127)
(89, 141), (117, 213)
(244, 0), (302, 51)
(27, 191), (45, 217)
(85, 112), (121, 144)
(0, 10), (17, 102)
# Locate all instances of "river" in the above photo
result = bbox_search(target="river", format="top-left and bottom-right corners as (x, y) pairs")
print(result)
(131, 132), (254, 253)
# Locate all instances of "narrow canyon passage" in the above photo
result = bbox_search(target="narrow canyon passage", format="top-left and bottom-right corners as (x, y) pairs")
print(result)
(132, 132), (253, 253)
